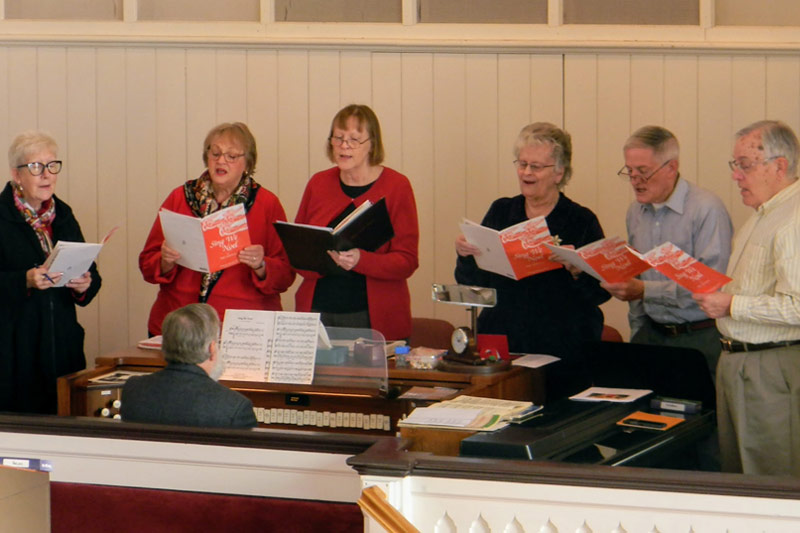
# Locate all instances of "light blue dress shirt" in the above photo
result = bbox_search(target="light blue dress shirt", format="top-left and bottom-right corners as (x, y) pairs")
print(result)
(626, 178), (733, 335)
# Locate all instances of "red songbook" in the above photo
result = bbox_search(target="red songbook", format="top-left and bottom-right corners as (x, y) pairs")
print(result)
(636, 242), (732, 293)
(546, 236), (650, 283)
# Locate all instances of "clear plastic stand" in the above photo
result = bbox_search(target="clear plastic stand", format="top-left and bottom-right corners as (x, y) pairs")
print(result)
(312, 327), (389, 396)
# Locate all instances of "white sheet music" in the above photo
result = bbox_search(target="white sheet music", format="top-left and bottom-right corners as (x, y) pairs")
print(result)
(219, 310), (320, 385)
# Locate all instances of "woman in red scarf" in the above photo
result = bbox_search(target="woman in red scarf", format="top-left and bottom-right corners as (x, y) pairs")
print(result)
(0, 131), (102, 414)
(140, 122), (294, 336)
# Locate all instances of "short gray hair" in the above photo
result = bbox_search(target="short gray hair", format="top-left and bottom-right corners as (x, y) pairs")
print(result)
(736, 120), (799, 179)
(8, 131), (58, 168)
(513, 122), (573, 189)
(161, 303), (220, 365)
(624, 125), (679, 164)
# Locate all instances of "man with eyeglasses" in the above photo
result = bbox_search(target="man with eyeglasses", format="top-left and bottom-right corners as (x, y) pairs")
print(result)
(694, 120), (800, 476)
(604, 125), (733, 382)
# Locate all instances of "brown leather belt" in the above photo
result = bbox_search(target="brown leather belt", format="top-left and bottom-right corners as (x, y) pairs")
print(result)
(650, 318), (717, 337)
(720, 338), (800, 353)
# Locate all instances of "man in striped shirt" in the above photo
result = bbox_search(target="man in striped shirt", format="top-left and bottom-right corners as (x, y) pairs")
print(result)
(695, 120), (800, 476)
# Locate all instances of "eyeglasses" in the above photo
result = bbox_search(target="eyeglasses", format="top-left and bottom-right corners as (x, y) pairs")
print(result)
(207, 150), (245, 163)
(17, 160), (63, 176)
(330, 135), (370, 148)
(728, 155), (783, 173)
(617, 159), (672, 182)
(514, 160), (555, 173)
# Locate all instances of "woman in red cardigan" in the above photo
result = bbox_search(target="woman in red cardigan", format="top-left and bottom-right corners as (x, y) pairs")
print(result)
(294, 104), (419, 341)
(140, 122), (295, 335)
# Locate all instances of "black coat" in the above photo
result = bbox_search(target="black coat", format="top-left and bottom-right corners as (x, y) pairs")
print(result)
(455, 193), (610, 400)
(120, 363), (257, 428)
(0, 182), (102, 414)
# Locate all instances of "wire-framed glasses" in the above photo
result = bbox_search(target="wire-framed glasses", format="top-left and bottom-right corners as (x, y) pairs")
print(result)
(617, 159), (672, 182)
(728, 155), (783, 173)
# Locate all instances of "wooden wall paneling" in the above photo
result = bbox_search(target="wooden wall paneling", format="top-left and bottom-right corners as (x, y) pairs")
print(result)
(65, 47), (101, 363)
(697, 56), (737, 225)
(308, 50), (341, 178)
(400, 53), (435, 321)
(125, 48), (159, 341)
(464, 55), (499, 221)
(766, 56), (800, 135)
(37, 47), (69, 200)
(498, 54), (531, 200)
(371, 52), (403, 172)
(246, 50), (280, 194)
(729, 55), (767, 230)
(7, 48), (38, 145)
(431, 54), (466, 322)
(664, 55), (700, 186)
(339, 50), (372, 106)
(96, 48), (133, 349)
(629, 54), (665, 131)
(595, 54), (631, 241)
(563, 54), (598, 212)
(530, 54), (564, 128)
(215, 49), (248, 124)
(185, 49), (218, 183)
(155, 49), (188, 207)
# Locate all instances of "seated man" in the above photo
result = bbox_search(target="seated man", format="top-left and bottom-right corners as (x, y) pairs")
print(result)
(121, 303), (257, 428)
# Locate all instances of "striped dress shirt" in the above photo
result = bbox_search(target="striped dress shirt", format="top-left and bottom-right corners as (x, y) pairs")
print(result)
(718, 178), (800, 343)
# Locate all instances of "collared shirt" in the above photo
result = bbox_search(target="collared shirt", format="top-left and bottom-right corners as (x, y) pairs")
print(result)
(717, 179), (800, 343)
(627, 178), (733, 334)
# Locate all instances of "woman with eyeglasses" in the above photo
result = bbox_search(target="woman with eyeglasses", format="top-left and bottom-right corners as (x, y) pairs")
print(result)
(293, 104), (419, 340)
(0, 131), (102, 414)
(454, 122), (609, 401)
(139, 122), (294, 336)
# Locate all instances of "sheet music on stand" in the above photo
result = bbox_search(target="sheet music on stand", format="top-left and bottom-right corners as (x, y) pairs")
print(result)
(218, 312), (388, 393)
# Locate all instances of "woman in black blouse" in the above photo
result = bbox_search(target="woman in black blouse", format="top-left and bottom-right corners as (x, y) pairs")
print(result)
(455, 122), (609, 400)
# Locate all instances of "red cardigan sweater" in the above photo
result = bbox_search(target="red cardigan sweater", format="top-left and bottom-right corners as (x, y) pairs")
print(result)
(294, 166), (419, 340)
(139, 183), (295, 335)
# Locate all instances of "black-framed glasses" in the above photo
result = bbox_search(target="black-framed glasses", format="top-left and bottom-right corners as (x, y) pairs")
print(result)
(17, 160), (62, 176)
(329, 135), (370, 147)
(514, 160), (555, 173)
(728, 155), (783, 173)
(617, 159), (672, 182)
(207, 150), (245, 163)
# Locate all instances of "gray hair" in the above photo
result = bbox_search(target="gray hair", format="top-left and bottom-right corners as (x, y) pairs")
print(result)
(513, 122), (573, 188)
(161, 303), (220, 365)
(8, 131), (58, 168)
(736, 120), (799, 179)
(624, 125), (679, 164)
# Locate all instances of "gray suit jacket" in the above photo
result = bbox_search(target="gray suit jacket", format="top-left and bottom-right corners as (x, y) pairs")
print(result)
(120, 363), (257, 428)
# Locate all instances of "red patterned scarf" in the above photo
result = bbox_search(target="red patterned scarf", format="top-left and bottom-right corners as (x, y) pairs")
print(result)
(13, 183), (56, 255)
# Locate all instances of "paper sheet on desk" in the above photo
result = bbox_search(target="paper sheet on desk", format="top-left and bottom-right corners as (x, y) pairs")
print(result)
(511, 353), (560, 369)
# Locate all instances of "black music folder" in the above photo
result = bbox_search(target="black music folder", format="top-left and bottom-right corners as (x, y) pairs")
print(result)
(274, 197), (394, 274)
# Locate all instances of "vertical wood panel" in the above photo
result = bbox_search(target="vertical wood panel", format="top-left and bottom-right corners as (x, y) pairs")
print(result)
(246, 50), (279, 193)
(372, 52), (403, 171)
(563, 54), (598, 211)
(339, 51), (372, 105)
(96, 47), (133, 349)
(530, 54), (564, 127)
(8, 48), (38, 140)
(432, 54), (466, 313)
(498, 54), (531, 199)
(37, 47), (69, 199)
(277, 50), (310, 221)
(401, 53), (434, 320)
(185, 49), (217, 180)
(215, 49), (248, 123)
(308, 50), (340, 177)
(630, 54), (664, 129)
(664, 55), (699, 184)
(155, 49), (188, 202)
(464, 55), (498, 220)
(125, 48), (158, 339)
(697, 56), (738, 225)
(65, 48), (100, 362)
(766, 56), (800, 134)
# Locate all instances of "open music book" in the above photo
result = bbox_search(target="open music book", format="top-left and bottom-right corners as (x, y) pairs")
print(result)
(218, 310), (325, 385)
(43, 226), (117, 287)
(460, 216), (562, 280)
(274, 197), (394, 275)
(159, 203), (251, 273)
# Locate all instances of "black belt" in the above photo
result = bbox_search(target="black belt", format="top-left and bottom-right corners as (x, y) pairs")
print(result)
(650, 318), (717, 338)
(720, 338), (800, 353)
